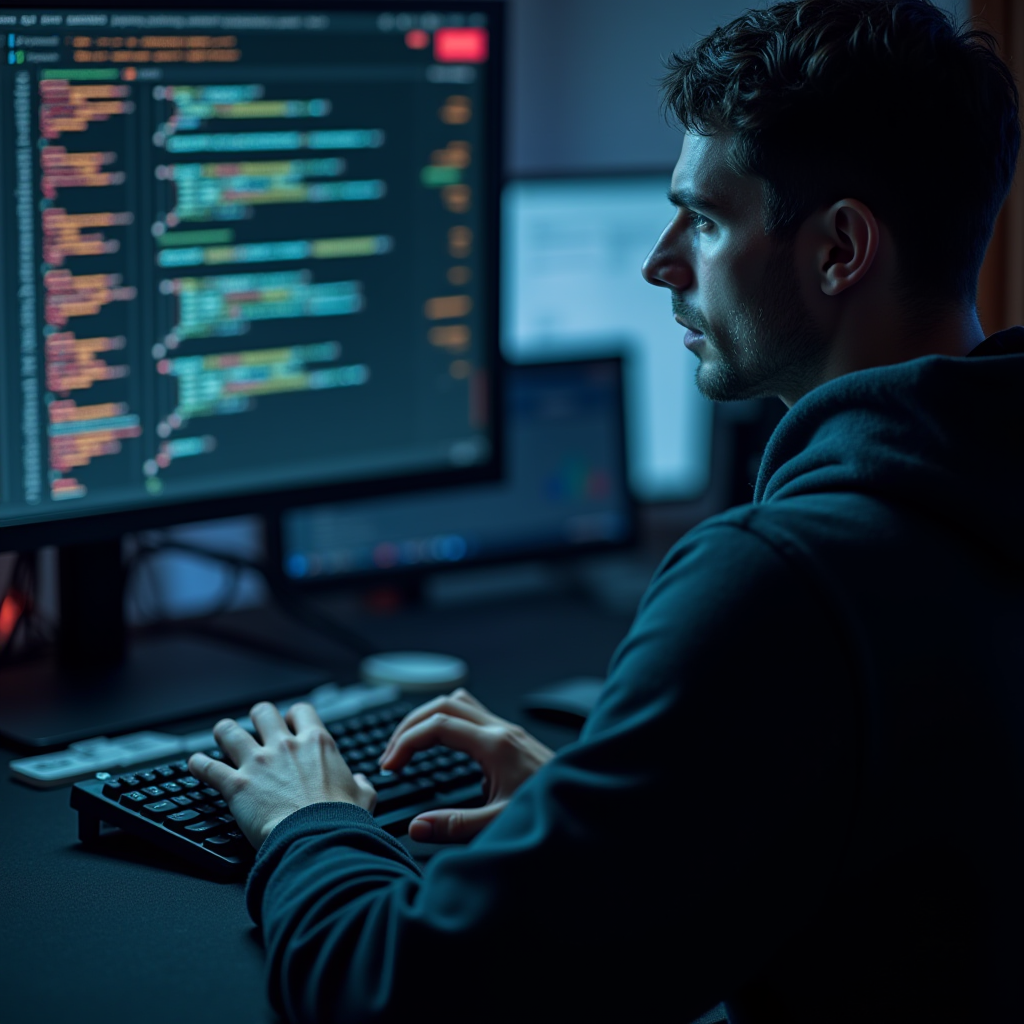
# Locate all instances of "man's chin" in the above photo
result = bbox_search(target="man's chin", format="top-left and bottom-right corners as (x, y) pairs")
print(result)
(694, 357), (764, 402)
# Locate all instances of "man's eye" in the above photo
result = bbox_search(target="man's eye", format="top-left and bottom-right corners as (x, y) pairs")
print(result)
(688, 211), (712, 231)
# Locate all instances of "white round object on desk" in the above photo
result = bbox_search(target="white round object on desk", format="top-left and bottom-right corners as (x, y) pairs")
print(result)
(359, 651), (468, 694)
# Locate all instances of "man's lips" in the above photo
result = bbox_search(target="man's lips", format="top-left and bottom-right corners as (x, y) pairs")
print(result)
(674, 316), (705, 349)
(674, 315), (703, 335)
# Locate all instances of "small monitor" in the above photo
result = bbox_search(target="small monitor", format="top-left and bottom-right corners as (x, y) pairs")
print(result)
(502, 174), (714, 504)
(276, 357), (635, 582)
(0, 2), (504, 548)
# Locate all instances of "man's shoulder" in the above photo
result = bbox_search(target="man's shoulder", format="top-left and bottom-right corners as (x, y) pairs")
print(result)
(664, 491), (892, 569)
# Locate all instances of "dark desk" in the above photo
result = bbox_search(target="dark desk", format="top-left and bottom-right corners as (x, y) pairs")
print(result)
(1, 589), (637, 1024)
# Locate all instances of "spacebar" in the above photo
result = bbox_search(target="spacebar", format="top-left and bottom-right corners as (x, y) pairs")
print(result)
(374, 783), (486, 835)
(374, 781), (432, 812)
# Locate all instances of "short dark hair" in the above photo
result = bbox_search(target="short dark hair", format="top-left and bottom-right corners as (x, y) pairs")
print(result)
(661, 0), (1020, 309)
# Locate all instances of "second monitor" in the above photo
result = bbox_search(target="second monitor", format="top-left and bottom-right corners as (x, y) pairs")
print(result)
(502, 173), (714, 504)
(276, 357), (635, 584)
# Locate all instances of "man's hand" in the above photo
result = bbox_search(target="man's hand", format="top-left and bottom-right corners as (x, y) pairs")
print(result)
(379, 688), (555, 844)
(188, 701), (377, 849)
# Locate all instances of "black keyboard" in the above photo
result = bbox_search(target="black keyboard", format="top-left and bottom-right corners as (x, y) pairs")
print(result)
(70, 699), (486, 879)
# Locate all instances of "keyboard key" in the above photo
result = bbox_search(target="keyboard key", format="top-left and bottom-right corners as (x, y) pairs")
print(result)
(141, 800), (178, 820)
(183, 819), (226, 839)
(161, 781), (182, 794)
(120, 790), (149, 807)
(171, 795), (193, 808)
(368, 771), (400, 789)
(193, 803), (215, 815)
(155, 766), (176, 780)
(142, 786), (164, 798)
(101, 778), (127, 799)
(137, 771), (158, 785)
(200, 787), (219, 799)
(169, 761), (190, 774)
(437, 764), (483, 792)
(178, 776), (201, 790)
(165, 809), (202, 831)
(120, 775), (142, 789)
(375, 778), (435, 812)
(203, 833), (244, 854)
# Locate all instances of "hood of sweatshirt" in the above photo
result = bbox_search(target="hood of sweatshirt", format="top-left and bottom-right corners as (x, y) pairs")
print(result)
(753, 326), (1024, 567)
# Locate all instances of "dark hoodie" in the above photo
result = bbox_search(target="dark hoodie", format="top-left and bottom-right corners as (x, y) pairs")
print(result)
(246, 328), (1024, 1024)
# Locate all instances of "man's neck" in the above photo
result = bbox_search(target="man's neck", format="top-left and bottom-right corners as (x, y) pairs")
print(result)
(779, 304), (986, 407)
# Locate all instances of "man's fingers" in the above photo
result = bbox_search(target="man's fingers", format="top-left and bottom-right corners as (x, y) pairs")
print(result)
(451, 687), (485, 710)
(380, 713), (490, 771)
(188, 751), (239, 795)
(285, 701), (327, 735)
(213, 717), (258, 766)
(409, 800), (506, 843)
(250, 701), (290, 744)
(380, 692), (490, 763)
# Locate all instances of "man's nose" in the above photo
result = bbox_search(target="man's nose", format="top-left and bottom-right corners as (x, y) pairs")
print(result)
(641, 226), (693, 291)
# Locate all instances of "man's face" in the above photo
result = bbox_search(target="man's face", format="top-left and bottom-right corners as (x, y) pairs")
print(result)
(642, 133), (828, 403)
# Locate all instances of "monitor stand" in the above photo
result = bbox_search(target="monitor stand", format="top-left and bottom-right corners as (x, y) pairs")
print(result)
(0, 540), (328, 752)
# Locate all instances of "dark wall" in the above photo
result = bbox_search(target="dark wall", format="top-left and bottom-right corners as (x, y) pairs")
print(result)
(505, 0), (965, 175)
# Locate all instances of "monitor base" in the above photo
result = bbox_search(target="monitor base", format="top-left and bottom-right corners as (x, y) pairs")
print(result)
(0, 630), (329, 752)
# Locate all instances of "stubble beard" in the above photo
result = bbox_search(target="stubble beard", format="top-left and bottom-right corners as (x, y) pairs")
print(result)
(681, 239), (829, 403)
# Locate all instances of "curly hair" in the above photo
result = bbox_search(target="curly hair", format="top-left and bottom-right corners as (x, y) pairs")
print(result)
(661, 0), (1020, 309)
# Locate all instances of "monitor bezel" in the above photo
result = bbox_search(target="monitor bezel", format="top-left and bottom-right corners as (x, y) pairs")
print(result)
(266, 354), (640, 590)
(0, 0), (506, 552)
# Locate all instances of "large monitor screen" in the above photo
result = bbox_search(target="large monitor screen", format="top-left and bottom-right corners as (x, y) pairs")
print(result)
(0, 4), (502, 541)
(277, 357), (635, 582)
(502, 175), (713, 504)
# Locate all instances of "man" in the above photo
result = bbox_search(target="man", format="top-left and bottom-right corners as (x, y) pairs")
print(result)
(189, 2), (1023, 1021)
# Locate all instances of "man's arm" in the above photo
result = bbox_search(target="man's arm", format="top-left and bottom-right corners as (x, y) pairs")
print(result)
(208, 521), (861, 1024)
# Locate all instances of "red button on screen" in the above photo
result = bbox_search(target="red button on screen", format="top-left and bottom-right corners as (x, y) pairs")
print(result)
(433, 27), (489, 64)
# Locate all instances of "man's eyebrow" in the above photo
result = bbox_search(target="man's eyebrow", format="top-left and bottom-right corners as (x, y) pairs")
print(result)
(666, 186), (726, 214)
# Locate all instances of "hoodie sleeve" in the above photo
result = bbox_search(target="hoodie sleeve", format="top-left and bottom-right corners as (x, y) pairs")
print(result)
(245, 519), (861, 1024)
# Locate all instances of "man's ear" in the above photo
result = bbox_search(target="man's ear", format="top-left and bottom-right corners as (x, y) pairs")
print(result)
(816, 198), (880, 296)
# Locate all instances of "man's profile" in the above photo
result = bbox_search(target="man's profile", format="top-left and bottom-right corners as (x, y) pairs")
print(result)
(188, 2), (1023, 1021)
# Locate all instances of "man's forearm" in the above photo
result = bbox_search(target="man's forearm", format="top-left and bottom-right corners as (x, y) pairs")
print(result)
(247, 802), (423, 1024)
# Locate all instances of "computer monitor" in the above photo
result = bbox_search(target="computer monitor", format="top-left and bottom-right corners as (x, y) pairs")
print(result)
(501, 174), (714, 504)
(0, 2), (505, 747)
(273, 357), (635, 585)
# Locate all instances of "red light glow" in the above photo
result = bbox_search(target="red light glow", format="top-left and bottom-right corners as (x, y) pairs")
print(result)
(433, 27), (488, 64)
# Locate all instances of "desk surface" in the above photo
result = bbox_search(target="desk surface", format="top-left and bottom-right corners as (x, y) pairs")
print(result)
(1, 589), (636, 1024)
